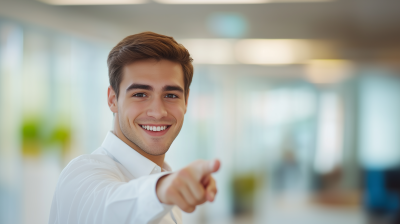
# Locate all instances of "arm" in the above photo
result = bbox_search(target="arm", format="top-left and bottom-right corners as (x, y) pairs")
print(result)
(50, 156), (172, 224)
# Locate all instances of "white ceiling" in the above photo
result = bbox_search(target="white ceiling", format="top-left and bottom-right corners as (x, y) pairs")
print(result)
(1, 0), (400, 60)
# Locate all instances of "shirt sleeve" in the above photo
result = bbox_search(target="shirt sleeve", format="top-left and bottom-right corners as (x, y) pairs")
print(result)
(49, 155), (173, 224)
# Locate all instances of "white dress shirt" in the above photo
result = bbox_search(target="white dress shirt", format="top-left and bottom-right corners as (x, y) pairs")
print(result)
(49, 131), (182, 224)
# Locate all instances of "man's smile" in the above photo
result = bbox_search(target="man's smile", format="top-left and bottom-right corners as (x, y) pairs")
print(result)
(139, 124), (172, 136)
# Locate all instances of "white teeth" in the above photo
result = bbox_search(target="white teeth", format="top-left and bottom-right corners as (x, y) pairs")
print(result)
(142, 125), (168, 131)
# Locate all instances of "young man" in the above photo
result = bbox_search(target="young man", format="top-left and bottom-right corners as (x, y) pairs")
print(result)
(49, 32), (220, 224)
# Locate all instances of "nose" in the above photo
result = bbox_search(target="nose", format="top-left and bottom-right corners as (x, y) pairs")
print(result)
(147, 97), (167, 119)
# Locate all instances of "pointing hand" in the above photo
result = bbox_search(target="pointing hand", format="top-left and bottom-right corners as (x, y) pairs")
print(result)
(156, 159), (220, 213)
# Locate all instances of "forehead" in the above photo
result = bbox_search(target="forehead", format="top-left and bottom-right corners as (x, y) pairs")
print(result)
(121, 59), (184, 90)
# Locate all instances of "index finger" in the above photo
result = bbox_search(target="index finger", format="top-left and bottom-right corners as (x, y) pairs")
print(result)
(195, 159), (220, 180)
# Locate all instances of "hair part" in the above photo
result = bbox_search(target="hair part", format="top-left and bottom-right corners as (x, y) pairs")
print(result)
(107, 32), (193, 101)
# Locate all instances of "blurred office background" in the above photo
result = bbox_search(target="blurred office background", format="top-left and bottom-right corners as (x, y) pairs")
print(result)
(1, 0), (400, 223)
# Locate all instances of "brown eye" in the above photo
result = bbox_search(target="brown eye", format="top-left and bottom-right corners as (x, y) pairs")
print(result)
(133, 93), (147, 97)
(165, 94), (177, 98)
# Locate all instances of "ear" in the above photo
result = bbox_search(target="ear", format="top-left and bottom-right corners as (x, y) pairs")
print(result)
(184, 88), (190, 114)
(108, 86), (118, 113)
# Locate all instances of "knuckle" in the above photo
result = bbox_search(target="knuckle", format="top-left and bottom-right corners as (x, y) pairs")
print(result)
(165, 188), (175, 197)
(200, 198), (207, 204)
(181, 205), (189, 212)
(193, 195), (201, 202)
(184, 206), (195, 213)
(173, 179), (184, 188)
(178, 169), (190, 178)
(188, 199), (197, 206)
(195, 191), (205, 202)
(195, 197), (203, 205)
(200, 189), (206, 198)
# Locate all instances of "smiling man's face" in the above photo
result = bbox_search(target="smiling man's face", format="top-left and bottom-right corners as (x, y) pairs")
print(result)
(108, 59), (188, 156)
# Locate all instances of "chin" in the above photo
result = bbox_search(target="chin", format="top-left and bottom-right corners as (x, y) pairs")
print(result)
(141, 139), (173, 155)
(142, 146), (169, 156)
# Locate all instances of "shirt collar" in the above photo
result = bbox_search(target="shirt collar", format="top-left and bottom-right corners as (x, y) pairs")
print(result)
(101, 131), (171, 178)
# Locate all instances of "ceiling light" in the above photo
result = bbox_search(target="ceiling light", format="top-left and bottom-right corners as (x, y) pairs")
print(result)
(179, 39), (236, 64)
(37, 0), (147, 5)
(155, 0), (267, 4)
(178, 39), (337, 65)
(272, 0), (333, 2)
(235, 39), (312, 65)
(155, 0), (332, 4)
(305, 60), (353, 84)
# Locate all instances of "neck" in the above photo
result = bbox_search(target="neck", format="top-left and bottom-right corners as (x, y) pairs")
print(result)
(112, 114), (165, 168)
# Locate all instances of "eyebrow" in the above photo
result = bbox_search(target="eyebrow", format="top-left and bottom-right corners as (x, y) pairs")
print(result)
(126, 84), (153, 92)
(163, 85), (184, 93)
(126, 83), (184, 93)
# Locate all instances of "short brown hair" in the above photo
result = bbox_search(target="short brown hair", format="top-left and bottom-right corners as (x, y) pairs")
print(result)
(107, 32), (193, 100)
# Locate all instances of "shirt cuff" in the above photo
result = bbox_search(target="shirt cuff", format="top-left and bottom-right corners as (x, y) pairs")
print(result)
(136, 172), (174, 222)
(154, 171), (173, 206)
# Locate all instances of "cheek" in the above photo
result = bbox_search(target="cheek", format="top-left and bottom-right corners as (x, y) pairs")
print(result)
(167, 104), (186, 122)
(123, 103), (144, 121)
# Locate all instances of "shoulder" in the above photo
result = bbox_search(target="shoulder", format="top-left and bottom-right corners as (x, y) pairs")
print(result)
(59, 153), (123, 182)
(68, 153), (116, 169)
